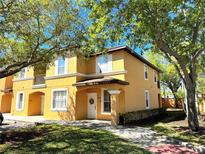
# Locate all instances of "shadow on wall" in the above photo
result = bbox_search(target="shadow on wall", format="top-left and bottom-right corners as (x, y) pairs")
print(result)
(58, 91), (76, 121)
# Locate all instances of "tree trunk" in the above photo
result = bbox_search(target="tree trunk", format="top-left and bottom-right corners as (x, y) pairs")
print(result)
(170, 89), (179, 108)
(186, 87), (199, 131)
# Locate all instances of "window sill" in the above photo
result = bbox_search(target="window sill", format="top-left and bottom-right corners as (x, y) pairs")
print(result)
(16, 109), (23, 112)
(51, 108), (68, 112)
(101, 112), (111, 115)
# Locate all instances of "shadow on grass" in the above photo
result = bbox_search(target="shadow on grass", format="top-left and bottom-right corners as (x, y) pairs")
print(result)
(0, 124), (150, 154)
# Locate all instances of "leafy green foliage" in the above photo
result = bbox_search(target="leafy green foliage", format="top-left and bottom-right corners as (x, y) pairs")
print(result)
(0, 0), (87, 78)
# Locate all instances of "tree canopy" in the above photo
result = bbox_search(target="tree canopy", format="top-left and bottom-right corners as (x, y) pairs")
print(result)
(0, 0), (87, 78)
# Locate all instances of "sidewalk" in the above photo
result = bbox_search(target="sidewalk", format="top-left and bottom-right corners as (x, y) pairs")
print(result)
(3, 113), (45, 123)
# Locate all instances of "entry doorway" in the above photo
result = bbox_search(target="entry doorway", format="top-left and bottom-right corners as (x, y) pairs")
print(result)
(87, 93), (97, 119)
(28, 92), (45, 116)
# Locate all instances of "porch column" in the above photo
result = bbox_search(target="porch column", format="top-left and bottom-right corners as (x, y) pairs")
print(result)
(108, 90), (121, 126)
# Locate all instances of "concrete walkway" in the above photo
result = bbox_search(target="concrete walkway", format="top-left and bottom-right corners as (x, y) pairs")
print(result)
(3, 113), (45, 123)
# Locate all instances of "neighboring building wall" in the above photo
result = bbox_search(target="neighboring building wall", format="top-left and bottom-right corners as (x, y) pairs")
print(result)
(124, 51), (160, 112)
(11, 56), (79, 120)
(0, 76), (13, 113)
(162, 98), (183, 108)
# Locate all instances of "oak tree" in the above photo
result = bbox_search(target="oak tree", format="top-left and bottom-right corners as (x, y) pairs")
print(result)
(84, 0), (205, 131)
(0, 0), (86, 78)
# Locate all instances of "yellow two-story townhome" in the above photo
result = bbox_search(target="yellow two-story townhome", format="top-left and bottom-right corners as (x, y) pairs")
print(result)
(7, 46), (161, 124)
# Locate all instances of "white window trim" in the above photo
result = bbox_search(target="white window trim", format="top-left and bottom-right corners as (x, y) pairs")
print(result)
(153, 70), (157, 84)
(144, 64), (148, 80)
(51, 88), (68, 111)
(145, 90), (150, 109)
(96, 54), (112, 73)
(101, 88), (111, 115)
(55, 57), (68, 76)
(16, 91), (24, 111)
(18, 67), (27, 79)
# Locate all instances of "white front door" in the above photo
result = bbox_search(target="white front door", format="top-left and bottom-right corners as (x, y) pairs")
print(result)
(87, 93), (97, 119)
(41, 95), (45, 115)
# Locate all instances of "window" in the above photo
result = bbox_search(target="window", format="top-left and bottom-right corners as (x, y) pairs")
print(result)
(19, 68), (26, 79)
(102, 90), (111, 113)
(16, 92), (24, 111)
(52, 89), (67, 111)
(144, 64), (148, 80)
(145, 90), (150, 109)
(153, 71), (157, 83)
(96, 55), (112, 73)
(55, 57), (67, 75)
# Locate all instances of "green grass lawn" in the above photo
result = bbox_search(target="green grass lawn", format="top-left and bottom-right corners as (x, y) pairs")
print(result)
(0, 124), (150, 154)
(143, 109), (205, 146)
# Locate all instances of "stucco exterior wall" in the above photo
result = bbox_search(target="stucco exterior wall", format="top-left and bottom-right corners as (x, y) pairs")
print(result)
(46, 56), (77, 77)
(76, 51), (126, 81)
(9, 48), (160, 122)
(124, 51), (160, 112)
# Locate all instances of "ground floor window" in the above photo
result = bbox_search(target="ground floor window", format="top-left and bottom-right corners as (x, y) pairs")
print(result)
(102, 90), (111, 113)
(52, 89), (68, 111)
(16, 92), (24, 111)
(145, 90), (150, 109)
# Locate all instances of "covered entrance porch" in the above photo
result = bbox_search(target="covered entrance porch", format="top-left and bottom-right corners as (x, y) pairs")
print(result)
(28, 91), (45, 116)
(74, 77), (129, 125)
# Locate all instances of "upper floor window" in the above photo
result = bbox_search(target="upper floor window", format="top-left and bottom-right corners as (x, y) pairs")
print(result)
(55, 57), (67, 75)
(96, 54), (112, 73)
(145, 90), (150, 109)
(19, 68), (26, 79)
(153, 71), (157, 84)
(102, 90), (111, 113)
(16, 92), (24, 111)
(144, 64), (148, 80)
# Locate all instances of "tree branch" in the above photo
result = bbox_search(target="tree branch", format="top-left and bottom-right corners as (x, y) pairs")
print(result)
(163, 52), (185, 84)
(155, 37), (192, 86)
(191, 22), (200, 45)
(192, 47), (205, 62)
